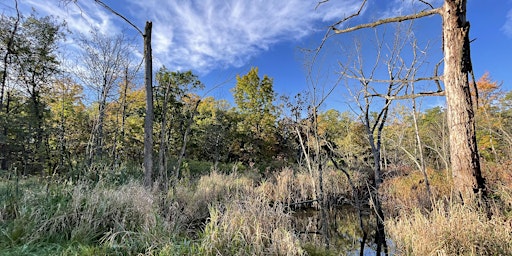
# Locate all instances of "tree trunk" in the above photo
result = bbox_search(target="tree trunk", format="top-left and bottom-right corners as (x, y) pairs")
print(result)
(143, 21), (154, 188)
(442, 0), (485, 198)
(158, 82), (170, 189)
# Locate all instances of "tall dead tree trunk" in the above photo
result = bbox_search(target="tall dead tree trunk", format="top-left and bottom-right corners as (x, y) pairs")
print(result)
(442, 0), (485, 198)
(143, 21), (154, 188)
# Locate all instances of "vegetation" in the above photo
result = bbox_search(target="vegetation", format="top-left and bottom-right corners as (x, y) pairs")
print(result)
(1, 1), (512, 255)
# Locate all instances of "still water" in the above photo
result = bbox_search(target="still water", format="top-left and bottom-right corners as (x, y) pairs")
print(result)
(292, 206), (392, 255)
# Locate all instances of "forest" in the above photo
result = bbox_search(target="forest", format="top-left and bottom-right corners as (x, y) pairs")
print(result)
(1, 0), (512, 255)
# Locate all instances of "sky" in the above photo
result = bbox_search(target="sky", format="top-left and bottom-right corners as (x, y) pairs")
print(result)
(4, 0), (512, 112)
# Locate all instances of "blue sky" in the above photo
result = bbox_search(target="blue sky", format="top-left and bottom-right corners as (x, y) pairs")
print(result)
(6, 0), (512, 111)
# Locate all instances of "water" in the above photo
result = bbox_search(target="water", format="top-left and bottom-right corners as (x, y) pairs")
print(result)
(292, 206), (389, 255)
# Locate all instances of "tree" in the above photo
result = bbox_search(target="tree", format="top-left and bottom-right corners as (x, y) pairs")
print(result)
(191, 97), (236, 167)
(62, 0), (155, 188)
(320, 0), (485, 200)
(9, 12), (65, 175)
(154, 67), (203, 187)
(75, 30), (132, 164)
(0, 0), (21, 170)
(232, 67), (278, 163)
(47, 78), (87, 174)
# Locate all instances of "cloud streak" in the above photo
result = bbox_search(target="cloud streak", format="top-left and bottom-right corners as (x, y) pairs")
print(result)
(126, 0), (363, 73)
(502, 9), (512, 38)
(15, 0), (364, 73)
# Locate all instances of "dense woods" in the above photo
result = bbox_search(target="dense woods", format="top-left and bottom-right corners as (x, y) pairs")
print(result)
(1, 0), (512, 255)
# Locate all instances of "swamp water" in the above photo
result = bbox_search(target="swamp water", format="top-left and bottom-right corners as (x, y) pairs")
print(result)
(292, 206), (390, 255)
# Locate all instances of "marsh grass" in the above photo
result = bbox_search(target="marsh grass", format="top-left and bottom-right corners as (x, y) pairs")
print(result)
(0, 177), (174, 255)
(201, 195), (305, 256)
(387, 199), (512, 255)
(385, 162), (512, 255)
(258, 167), (355, 208)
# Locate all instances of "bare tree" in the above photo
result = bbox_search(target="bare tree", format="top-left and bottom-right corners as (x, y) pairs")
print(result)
(76, 30), (131, 163)
(319, 0), (485, 201)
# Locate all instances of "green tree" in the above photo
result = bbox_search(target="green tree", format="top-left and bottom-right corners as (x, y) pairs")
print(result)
(1, 11), (65, 175)
(232, 67), (278, 164)
(191, 97), (237, 167)
(154, 67), (203, 184)
(47, 78), (87, 174)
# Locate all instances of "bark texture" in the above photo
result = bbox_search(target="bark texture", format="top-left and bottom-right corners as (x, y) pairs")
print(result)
(143, 21), (154, 188)
(442, 0), (485, 198)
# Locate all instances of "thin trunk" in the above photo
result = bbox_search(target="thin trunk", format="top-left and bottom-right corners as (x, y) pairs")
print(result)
(311, 107), (329, 248)
(31, 90), (44, 176)
(120, 67), (129, 162)
(143, 21), (154, 188)
(96, 97), (106, 160)
(363, 95), (388, 256)
(1, 1), (20, 170)
(1, 92), (11, 170)
(442, 0), (485, 198)
(158, 82), (170, 189)
(175, 100), (200, 180)
(411, 87), (432, 205)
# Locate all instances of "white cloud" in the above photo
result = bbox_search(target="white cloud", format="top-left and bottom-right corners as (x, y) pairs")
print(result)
(13, 0), (364, 73)
(20, 0), (119, 36)
(126, 0), (363, 73)
(502, 9), (512, 37)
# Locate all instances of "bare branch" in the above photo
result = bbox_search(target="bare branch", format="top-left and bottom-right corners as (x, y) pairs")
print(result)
(419, 0), (435, 10)
(332, 8), (440, 34)
(92, 0), (143, 36)
(61, 0), (144, 36)
(342, 75), (442, 84)
(330, 0), (368, 28)
(368, 90), (445, 100)
(315, 0), (329, 10)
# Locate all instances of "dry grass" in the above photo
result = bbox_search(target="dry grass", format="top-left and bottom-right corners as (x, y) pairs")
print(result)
(257, 167), (354, 208)
(381, 169), (452, 216)
(171, 170), (255, 226)
(387, 199), (512, 255)
(201, 195), (305, 255)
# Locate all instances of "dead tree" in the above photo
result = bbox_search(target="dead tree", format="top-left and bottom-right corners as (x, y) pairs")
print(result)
(319, 0), (485, 201)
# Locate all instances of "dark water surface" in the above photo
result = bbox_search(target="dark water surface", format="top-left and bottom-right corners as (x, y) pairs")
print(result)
(292, 206), (391, 255)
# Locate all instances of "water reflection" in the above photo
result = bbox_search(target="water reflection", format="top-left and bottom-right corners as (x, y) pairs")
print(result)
(292, 206), (383, 255)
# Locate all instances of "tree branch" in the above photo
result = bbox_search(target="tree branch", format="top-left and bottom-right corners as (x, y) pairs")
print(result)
(332, 8), (441, 34)
(92, 0), (143, 36)
(61, 0), (144, 36)
(368, 90), (445, 100)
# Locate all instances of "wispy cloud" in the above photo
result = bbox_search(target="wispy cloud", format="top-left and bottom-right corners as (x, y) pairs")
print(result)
(125, 0), (363, 73)
(14, 0), (363, 73)
(380, 0), (443, 19)
(502, 9), (512, 37)
(21, 0), (120, 36)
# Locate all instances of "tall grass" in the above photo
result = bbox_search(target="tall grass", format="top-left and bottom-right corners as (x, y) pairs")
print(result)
(171, 170), (255, 226)
(258, 167), (355, 208)
(201, 195), (305, 255)
(385, 162), (512, 255)
(0, 178), (173, 255)
(387, 200), (512, 255)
